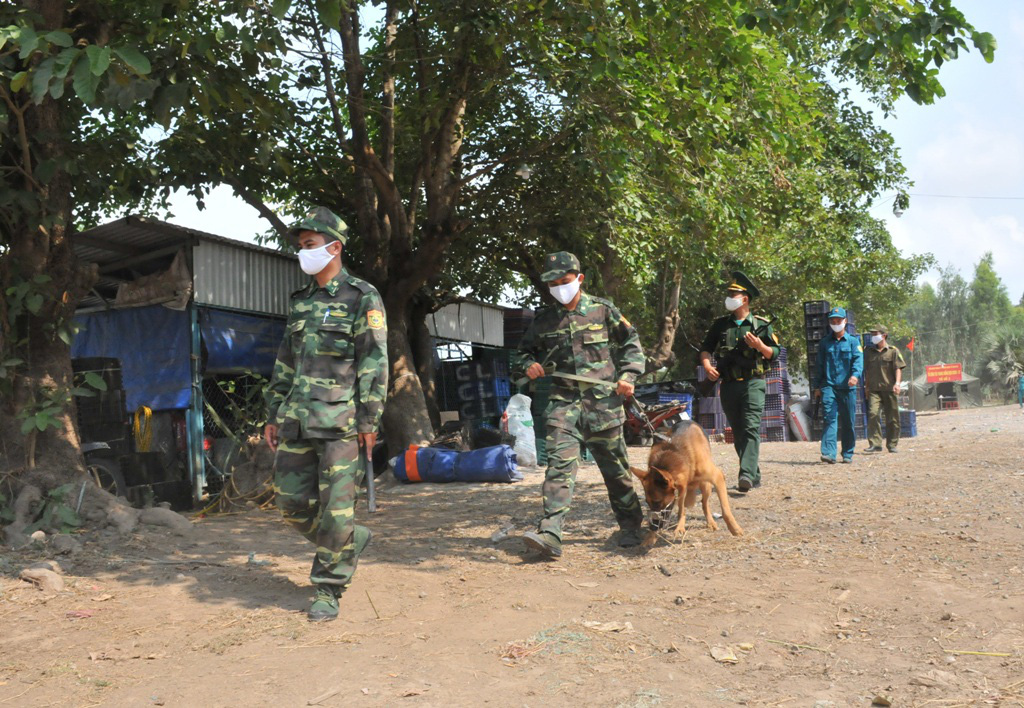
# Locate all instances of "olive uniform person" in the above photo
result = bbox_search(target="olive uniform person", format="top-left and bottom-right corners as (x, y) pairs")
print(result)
(863, 325), (906, 453)
(264, 207), (389, 622)
(698, 272), (780, 492)
(512, 251), (646, 558)
(813, 307), (863, 464)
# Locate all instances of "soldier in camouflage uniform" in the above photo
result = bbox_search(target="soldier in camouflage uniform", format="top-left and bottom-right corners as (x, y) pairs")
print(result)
(512, 251), (645, 558)
(264, 207), (388, 621)
(699, 272), (780, 492)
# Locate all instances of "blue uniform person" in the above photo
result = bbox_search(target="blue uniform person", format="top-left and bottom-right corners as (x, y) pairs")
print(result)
(813, 307), (863, 464)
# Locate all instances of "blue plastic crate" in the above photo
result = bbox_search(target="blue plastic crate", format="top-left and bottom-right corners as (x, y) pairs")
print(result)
(657, 392), (693, 407)
(493, 377), (511, 398)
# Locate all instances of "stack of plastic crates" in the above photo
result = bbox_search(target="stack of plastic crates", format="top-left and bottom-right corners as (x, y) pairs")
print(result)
(437, 355), (512, 421)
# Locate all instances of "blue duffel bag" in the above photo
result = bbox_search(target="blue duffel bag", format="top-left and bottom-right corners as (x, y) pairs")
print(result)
(393, 445), (459, 483)
(453, 445), (521, 483)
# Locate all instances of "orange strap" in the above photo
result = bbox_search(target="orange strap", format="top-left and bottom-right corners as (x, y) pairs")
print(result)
(404, 445), (421, 482)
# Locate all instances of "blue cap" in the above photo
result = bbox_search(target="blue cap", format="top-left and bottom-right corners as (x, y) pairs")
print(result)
(828, 307), (847, 319)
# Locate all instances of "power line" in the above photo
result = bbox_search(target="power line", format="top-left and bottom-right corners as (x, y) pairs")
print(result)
(908, 192), (1024, 202)
(907, 316), (1008, 337)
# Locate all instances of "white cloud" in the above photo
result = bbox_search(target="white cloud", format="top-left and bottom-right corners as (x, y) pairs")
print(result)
(880, 204), (1024, 302)
(913, 123), (1024, 193)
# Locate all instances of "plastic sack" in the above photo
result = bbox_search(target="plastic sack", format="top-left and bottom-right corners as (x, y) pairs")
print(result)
(392, 445), (459, 483)
(453, 445), (521, 483)
(787, 396), (811, 442)
(502, 394), (537, 467)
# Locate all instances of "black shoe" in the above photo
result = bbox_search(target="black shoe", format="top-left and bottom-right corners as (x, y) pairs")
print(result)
(863, 445), (883, 453)
(887, 448), (897, 453)
(840, 457), (852, 464)
(737, 476), (753, 492)
(523, 531), (562, 558)
(616, 528), (644, 548)
(820, 455), (836, 464)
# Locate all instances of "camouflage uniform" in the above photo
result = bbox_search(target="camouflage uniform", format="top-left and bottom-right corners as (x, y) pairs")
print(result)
(512, 252), (645, 545)
(265, 209), (388, 592)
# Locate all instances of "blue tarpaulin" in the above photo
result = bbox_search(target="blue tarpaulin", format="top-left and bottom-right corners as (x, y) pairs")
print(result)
(72, 305), (191, 411)
(199, 308), (284, 375)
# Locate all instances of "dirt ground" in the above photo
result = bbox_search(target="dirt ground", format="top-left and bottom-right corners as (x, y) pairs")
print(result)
(2, 404), (1023, 707)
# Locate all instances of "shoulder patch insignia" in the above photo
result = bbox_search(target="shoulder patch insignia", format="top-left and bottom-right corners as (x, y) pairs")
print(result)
(771, 333), (780, 344)
(619, 314), (631, 328)
(367, 309), (385, 330)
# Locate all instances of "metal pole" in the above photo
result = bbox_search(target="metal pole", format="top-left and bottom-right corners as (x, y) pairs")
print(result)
(364, 444), (377, 513)
(188, 305), (206, 504)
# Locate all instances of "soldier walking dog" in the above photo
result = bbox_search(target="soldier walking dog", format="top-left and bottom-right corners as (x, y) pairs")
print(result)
(513, 251), (646, 558)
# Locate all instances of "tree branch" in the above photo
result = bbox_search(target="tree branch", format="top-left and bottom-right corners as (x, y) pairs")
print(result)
(224, 177), (289, 237)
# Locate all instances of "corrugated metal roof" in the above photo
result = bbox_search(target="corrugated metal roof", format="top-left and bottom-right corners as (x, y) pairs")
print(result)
(74, 215), (305, 316)
(427, 300), (505, 347)
(193, 238), (305, 316)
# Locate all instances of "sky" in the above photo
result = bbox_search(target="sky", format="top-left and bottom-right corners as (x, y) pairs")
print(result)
(163, 1), (1024, 304)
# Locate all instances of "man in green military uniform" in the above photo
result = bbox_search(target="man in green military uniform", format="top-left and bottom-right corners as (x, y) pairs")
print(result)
(863, 325), (906, 453)
(513, 251), (645, 558)
(264, 207), (389, 621)
(699, 272), (780, 492)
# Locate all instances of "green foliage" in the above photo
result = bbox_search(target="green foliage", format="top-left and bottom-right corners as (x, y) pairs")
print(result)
(23, 483), (83, 535)
(979, 328), (1023, 399)
(903, 253), (1024, 382)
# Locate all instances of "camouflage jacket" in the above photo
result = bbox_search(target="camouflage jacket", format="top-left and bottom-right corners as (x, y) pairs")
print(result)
(265, 269), (389, 440)
(512, 292), (644, 432)
(700, 314), (780, 382)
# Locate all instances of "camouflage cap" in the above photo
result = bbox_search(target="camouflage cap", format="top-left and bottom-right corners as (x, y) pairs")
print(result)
(287, 206), (348, 245)
(540, 251), (581, 282)
(868, 324), (888, 334)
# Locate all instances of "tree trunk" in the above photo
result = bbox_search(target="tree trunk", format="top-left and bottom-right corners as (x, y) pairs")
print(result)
(410, 297), (441, 432)
(645, 267), (682, 373)
(1, 0), (94, 475)
(380, 294), (435, 454)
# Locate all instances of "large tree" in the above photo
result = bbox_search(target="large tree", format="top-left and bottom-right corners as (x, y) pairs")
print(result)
(1, 1), (290, 473)
(3, 0), (997, 475)
(154, 0), (993, 450)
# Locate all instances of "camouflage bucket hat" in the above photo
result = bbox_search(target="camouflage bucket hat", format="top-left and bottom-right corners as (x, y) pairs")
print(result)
(288, 206), (348, 245)
(540, 251), (581, 282)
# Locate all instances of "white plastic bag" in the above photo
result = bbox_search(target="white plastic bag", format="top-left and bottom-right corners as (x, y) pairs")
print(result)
(503, 394), (537, 467)
(787, 396), (811, 442)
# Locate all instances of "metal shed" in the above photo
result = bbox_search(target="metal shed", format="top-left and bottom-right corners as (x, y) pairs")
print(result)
(426, 300), (505, 347)
(72, 216), (305, 503)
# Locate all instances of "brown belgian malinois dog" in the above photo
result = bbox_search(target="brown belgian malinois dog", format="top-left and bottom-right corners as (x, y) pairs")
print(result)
(630, 420), (744, 546)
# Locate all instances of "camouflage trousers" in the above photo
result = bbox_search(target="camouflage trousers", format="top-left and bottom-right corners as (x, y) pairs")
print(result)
(538, 417), (643, 541)
(274, 436), (366, 589)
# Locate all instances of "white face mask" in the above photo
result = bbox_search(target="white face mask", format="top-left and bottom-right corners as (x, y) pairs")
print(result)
(724, 296), (744, 312)
(298, 243), (337, 275)
(830, 320), (847, 333)
(549, 276), (581, 305)
(871, 334), (884, 345)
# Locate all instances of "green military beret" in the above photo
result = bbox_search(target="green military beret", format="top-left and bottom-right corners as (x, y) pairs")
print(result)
(287, 206), (348, 245)
(726, 270), (760, 300)
(540, 251), (581, 282)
